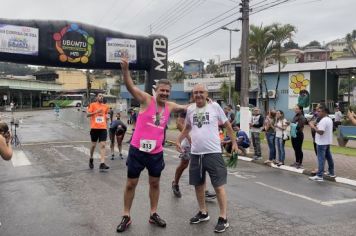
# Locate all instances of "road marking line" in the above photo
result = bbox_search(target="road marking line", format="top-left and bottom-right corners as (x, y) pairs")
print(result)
(11, 150), (31, 167)
(44, 147), (71, 161)
(322, 199), (356, 206)
(238, 156), (253, 162)
(255, 182), (330, 207)
(53, 145), (74, 148)
(22, 141), (90, 146)
(73, 146), (100, 159)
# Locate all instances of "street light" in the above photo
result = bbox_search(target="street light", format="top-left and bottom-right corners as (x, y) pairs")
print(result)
(221, 26), (240, 105)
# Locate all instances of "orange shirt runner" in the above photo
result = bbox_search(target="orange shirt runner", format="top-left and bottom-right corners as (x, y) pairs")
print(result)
(87, 102), (109, 129)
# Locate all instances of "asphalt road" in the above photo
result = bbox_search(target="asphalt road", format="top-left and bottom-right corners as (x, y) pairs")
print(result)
(0, 109), (356, 236)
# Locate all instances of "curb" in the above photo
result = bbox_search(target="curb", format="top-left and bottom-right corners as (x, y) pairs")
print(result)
(166, 139), (356, 188)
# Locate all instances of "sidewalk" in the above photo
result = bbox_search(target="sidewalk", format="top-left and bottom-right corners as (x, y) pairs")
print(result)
(158, 118), (356, 183)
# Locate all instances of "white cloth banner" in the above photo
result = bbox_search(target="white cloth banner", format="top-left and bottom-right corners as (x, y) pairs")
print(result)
(0, 24), (39, 55)
(106, 38), (137, 63)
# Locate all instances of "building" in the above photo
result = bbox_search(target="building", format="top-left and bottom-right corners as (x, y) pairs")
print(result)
(183, 59), (204, 79)
(0, 75), (62, 109)
(262, 59), (356, 120)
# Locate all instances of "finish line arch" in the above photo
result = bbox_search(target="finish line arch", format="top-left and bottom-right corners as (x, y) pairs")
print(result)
(0, 18), (167, 94)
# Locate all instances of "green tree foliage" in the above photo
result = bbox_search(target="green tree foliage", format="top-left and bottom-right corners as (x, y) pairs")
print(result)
(168, 61), (185, 82)
(283, 41), (299, 50)
(206, 59), (220, 75)
(303, 40), (322, 49)
(270, 23), (297, 106)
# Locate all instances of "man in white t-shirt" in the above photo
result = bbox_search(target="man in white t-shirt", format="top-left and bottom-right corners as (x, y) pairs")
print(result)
(176, 84), (238, 233)
(308, 105), (335, 182)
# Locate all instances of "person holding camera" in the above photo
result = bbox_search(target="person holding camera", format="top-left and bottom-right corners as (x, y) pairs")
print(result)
(109, 112), (127, 160)
(0, 122), (13, 161)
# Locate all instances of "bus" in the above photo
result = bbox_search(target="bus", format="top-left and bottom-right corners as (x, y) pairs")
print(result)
(42, 94), (84, 107)
(82, 94), (118, 109)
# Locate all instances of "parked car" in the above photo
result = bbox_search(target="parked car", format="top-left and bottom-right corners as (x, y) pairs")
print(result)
(305, 112), (336, 122)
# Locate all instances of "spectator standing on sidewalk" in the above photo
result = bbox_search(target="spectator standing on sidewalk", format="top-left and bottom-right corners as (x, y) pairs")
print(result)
(264, 110), (276, 164)
(334, 106), (343, 128)
(291, 105), (306, 169)
(0, 122), (12, 161)
(235, 105), (241, 127)
(274, 110), (288, 166)
(309, 105), (335, 182)
(249, 107), (264, 160)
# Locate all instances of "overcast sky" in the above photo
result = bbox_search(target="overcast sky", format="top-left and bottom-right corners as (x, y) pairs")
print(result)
(1, 0), (355, 65)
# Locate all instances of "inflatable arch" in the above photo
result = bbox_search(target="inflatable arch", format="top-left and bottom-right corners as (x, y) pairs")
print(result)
(0, 18), (168, 94)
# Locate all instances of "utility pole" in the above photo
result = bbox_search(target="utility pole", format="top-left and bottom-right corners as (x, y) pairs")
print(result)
(240, 0), (249, 107)
(86, 70), (91, 106)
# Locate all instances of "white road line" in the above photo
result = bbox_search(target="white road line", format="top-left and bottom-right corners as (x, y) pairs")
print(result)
(11, 150), (31, 167)
(22, 141), (90, 146)
(73, 146), (100, 159)
(44, 147), (71, 161)
(322, 198), (356, 206)
(255, 182), (329, 206)
(53, 145), (74, 148)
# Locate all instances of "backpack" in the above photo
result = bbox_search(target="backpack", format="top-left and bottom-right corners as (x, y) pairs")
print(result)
(290, 123), (298, 138)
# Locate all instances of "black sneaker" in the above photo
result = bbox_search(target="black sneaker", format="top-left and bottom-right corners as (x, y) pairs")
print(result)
(99, 163), (110, 170)
(214, 217), (229, 233)
(111, 154), (115, 160)
(190, 211), (210, 224)
(89, 158), (94, 169)
(149, 213), (166, 227)
(120, 153), (124, 159)
(205, 190), (216, 201)
(172, 181), (182, 198)
(116, 215), (132, 233)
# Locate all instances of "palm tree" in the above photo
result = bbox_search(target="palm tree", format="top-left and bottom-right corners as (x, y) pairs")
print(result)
(346, 32), (356, 56)
(249, 24), (273, 113)
(270, 23), (296, 106)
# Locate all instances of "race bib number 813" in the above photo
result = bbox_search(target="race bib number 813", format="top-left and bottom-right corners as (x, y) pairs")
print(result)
(139, 139), (156, 153)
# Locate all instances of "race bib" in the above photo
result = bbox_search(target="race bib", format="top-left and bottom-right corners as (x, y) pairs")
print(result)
(139, 139), (157, 153)
(95, 116), (104, 123)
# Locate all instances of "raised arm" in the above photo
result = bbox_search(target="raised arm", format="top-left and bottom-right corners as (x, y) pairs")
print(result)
(120, 58), (150, 105)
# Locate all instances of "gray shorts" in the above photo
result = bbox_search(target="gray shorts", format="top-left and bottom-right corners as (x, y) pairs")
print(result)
(189, 153), (227, 188)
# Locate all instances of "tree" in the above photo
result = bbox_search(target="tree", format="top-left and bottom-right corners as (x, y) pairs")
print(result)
(304, 40), (321, 49)
(206, 59), (219, 75)
(249, 24), (274, 113)
(168, 61), (185, 82)
(346, 32), (356, 56)
(283, 41), (299, 50)
(270, 23), (297, 107)
(220, 81), (239, 105)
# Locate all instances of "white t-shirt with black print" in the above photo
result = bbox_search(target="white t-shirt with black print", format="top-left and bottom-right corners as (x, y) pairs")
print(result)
(186, 102), (228, 155)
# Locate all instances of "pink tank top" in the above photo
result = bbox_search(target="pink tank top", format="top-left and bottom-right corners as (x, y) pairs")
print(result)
(131, 97), (170, 154)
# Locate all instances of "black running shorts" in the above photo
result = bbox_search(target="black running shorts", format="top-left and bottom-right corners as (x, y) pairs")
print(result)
(126, 145), (165, 178)
(90, 129), (107, 142)
(189, 153), (227, 188)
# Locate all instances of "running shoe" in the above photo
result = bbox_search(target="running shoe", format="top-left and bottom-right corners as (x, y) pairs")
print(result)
(116, 215), (132, 233)
(205, 190), (216, 201)
(111, 154), (115, 160)
(99, 163), (110, 170)
(149, 213), (166, 227)
(120, 153), (124, 159)
(309, 175), (324, 182)
(214, 217), (229, 233)
(89, 158), (94, 169)
(190, 211), (210, 224)
(325, 172), (336, 178)
(172, 181), (182, 198)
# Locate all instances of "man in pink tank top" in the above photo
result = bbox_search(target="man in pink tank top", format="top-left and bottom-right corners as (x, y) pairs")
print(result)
(117, 58), (187, 233)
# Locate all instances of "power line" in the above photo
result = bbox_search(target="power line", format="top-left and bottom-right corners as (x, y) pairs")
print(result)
(149, 0), (192, 30)
(152, 0), (203, 33)
(170, 10), (239, 45)
(250, 0), (269, 7)
(149, 0), (188, 28)
(169, 18), (240, 55)
(170, 6), (238, 44)
(250, 0), (296, 15)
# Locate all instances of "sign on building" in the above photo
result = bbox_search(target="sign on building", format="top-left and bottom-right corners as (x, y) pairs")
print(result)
(183, 77), (229, 92)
